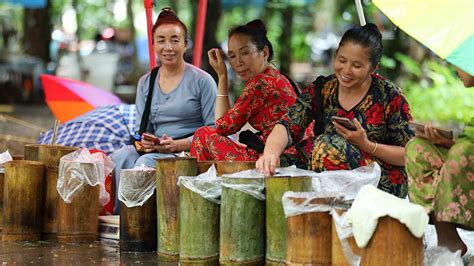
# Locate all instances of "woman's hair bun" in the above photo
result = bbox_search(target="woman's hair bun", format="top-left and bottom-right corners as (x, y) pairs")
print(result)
(158, 7), (177, 19)
(246, 19), (267, 36)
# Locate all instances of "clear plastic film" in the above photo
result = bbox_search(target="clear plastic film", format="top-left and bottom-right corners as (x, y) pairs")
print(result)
(118, 166), (156, 208)
(221, 179), (265, 200)
(0, 150), (13, 173)
(57, 148), (113, 206)
(177, 164), (221, 204)
(281, 163), (381, 266)
(424, 246), (463, 266)
(282, 192), (361, 266)
(311, 162), (381, 200)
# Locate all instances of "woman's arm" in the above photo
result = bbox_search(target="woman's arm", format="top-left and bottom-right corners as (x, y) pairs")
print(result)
(256, 124), (289, 175)
(333, 119), (405, 166)
(208, 48), (231, 120)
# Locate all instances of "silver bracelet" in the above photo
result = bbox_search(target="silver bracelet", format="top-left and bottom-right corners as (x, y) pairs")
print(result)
(216, 94), (228, 97)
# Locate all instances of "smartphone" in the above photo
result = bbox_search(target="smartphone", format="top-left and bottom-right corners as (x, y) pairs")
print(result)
(408, 122), (453, 140)
(142, 133), (161, 143)
(331, 116), (356, 131)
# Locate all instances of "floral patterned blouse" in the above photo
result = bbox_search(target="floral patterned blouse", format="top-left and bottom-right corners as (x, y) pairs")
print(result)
(279, 74), (415, 197)
(216, 66), (297, 140)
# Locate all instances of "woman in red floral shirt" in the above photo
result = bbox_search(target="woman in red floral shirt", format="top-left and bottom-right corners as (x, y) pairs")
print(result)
(257, 23), (414, 197)
(190, 19), (305, 163)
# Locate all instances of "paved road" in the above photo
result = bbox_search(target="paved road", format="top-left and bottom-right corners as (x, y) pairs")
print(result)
(0, 103), (55, 156)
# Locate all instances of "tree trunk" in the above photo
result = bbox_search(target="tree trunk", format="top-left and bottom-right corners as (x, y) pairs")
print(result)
(200, 0), (221, 78)
(22, 0), (52, 62)
(127, 0), (141, 80)
(278, 6), (293, 74)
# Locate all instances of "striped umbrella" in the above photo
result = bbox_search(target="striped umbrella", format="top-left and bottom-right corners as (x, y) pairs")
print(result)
(372, 0), (474, 75)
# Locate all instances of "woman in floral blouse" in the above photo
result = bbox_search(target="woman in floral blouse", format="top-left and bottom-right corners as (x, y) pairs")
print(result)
(405, 67), (473, 256)
(190, 19), (307, 164)
(257, 23), (414, 197)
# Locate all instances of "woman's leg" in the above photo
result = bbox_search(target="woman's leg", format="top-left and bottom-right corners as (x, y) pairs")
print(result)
(190, 126), (258, 161)
(311, 132), (408, 197)
(405, 137), (448, 211)
(432, 140), (474, 255)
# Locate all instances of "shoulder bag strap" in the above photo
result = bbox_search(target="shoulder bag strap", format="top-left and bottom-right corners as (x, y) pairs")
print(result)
(138, 66), (160, 135)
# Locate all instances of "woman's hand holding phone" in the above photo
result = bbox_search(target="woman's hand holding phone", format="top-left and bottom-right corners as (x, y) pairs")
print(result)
(332, 117), (375, 154)
(409, 122), (455, 148)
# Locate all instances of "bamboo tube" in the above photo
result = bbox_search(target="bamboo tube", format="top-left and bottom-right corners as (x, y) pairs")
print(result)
(120, 169), (157, 252)
(2, 160), (44, 241)
(197, 161), (215, 175)
(220, 175), (265, 265)
(286, 196), (333, 265)
(37, 145), (79, 240)
(156, 157), (197, 262)
(215, 161), (255, 176)
(24, 143), (62, 161)
(265, 176), (312, 265)
(179, 177), (220, 265)
(355, 216), (423, 266)
(57, 162), (100, 244)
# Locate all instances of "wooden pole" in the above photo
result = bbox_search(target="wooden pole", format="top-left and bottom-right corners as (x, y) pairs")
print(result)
(156, 157), (197, 261)
(2, 160), (44, 242)
(265, 176), (312, 265)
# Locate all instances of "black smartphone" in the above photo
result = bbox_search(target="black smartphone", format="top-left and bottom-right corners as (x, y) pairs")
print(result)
(331, 116), (356, 131)
(408, 121), (453, 140)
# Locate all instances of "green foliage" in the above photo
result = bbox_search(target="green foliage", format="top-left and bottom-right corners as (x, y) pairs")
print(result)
(402, 59), (474, 126)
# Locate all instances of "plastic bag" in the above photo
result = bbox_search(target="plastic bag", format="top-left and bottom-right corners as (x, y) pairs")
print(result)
(424, 246), (462, 266)
(0, 150), (12, 173)
(178, 164), (221, 204)
(311, 162), (381, 200)
(282, 191), (361, 265)
(118, 166), (156, 208)
(57, 148), (113, 206)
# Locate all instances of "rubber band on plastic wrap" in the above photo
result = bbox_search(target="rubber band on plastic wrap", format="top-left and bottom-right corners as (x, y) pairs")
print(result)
(118, 166), (156, 208)
(178, 164), (222, 204)
(57, 148), (113, 206)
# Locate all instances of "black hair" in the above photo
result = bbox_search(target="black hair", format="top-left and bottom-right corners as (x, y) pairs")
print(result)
(228, 19), (274, 62)
(338, 23), (383, 67)
(152, 8), (188, 43)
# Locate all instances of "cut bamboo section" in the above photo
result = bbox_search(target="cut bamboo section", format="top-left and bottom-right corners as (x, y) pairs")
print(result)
(37, 145), (78, 240)
(120, 169), (157, 252)
(24, 143), (63, 161)
(2, 160), (44, 241)
(215, 161), (255, 176)
(57, 162), (100, 243)
(220, 175), (265, 265)
(156, 157), (197, 261)
(265, 176), (312, 265)
(197, 161), (215, 174)
(286, 196), (333, 265)
(179, 178), (219, 265)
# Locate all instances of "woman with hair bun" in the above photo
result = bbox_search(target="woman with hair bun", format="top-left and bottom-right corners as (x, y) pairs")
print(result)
(257, 23), (414, 198)
(111, 8), (217, 213)
(190, 19), (309, 164)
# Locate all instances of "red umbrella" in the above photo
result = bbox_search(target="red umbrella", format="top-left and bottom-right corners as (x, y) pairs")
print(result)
(41, 74), (123, 123)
